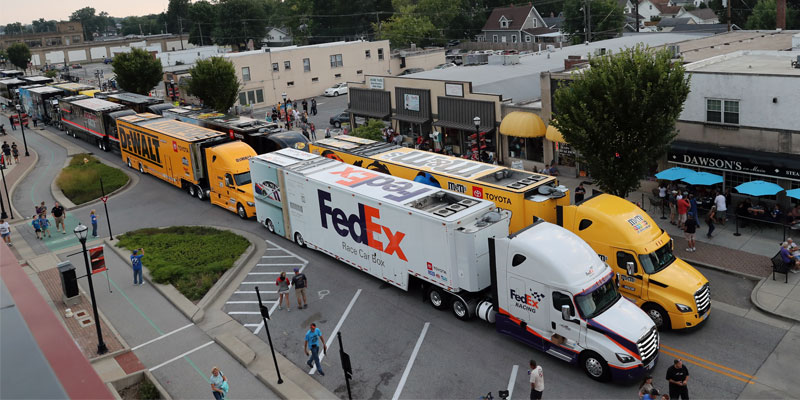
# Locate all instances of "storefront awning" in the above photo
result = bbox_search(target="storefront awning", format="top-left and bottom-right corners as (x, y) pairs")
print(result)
(392, 114), (431, 124)
(545, 124), (566, 143)
(345, 108), (390, 119)
(668, 140), (800, 181)
(499, 111), (546, 138)
(434, 119), (493, 132)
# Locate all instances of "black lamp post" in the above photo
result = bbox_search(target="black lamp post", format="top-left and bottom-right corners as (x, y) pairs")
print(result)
(15, 104), (29, 157)
(473, 116), (480, 136)
(0, 163), (10, 219)
(74, 223), (108, 355)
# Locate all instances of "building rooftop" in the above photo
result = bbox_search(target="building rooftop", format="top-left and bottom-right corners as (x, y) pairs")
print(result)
(675, 30), (798, 62)
(224, 40), (386, 59)
(685, 50), (800, 76)
(407, 32), (708, 102)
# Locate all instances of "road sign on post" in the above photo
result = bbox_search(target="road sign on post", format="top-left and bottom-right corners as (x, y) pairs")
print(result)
(338, 332), (353, 400)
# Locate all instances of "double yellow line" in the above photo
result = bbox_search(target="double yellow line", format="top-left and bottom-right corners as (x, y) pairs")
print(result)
(660, 345), (756, 384)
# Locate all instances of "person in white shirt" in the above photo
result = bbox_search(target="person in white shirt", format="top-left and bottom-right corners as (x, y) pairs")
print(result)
(0, 219), (11, 247)
(529, 359), (544, 399)
(714, 191), (727, 224)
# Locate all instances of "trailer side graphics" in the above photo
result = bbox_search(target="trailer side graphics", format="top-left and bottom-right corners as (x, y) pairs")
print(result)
(119, 127), (163, 167)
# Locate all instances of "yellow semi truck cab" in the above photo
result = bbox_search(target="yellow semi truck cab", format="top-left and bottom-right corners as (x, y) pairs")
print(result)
(205, 141), (256, 219)
(557, 194), (710, 330)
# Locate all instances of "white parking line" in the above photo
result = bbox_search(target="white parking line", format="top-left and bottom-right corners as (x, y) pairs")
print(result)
(256, 264), (305, 267)
(234, 290), (277, 294)
(240, 281), (276, 285)
(226, 301), (274, 304)
(262, 255), (297, 258)
(507, 365), (519, 400)
(391, 322), (430, 400)
(149, 341), (214, 372)
(266, 239), (309, 264)
(227, 311), (262, 315)
(244, 323), (262, 327)
(131, 323), (194, 351)
(309, 289), (362, 375)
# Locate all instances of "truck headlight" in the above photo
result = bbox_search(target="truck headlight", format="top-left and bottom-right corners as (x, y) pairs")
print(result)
(246, 201), (254, 207)
(615, 353), (635, 363)
(675, 303), (692, 313)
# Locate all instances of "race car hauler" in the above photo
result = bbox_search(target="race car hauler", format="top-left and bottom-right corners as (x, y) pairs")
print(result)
(102, 92), (164, 113)
(309, 137), (709, 330)
(116, 114), (257, 218)
(59, 96), (134, 151)
(250, 148), (659, 382)
(19, 85), (63, 125)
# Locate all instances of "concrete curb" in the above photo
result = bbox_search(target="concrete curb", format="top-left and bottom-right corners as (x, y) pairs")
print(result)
(51, 157), (76, 209)
(750, 277), (800, 324)
(5, 147), (39, 222)
(35, 125), (86, 156)
(54, 153), (139, 212)
(106, 368), (173, 400)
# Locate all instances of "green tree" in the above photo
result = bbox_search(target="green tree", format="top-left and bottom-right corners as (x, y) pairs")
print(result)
(31, 19), (57, 33)
(6, 43), (31, 71)
(186, 57), (240, 112)
(562, 0), (625, 43)
(352, 119), (385, 141)
(375, 5), (438, 48)
(415, 0), (468, 44)
(281, 0), (315, 44)
(708, 0), (754, 27)
(44, 69), (59, 78)
(167, 0), (191, 34)
(188, 1), (216, 45)
(4, 22), (27, 35)
(70, 7), (114, 40)
(112, 48), (163, 95)
(746, 0), (777, 28)
(552, 46), (690, 198)
(213, 0), (268, 49)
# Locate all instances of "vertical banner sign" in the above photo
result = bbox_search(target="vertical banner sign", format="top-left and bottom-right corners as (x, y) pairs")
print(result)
(89, 245), (106, 274)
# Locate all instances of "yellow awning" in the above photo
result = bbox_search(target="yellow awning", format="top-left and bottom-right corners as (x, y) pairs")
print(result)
(499, 111), (546, 138)
(546, 124), (566, 143)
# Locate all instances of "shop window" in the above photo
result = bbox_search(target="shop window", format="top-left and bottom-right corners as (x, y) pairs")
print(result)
(303, 58), (310, 72)
(330, 54), (343, 68)
(312, 77), (319, 82)
(556, 142), (577, 167)
(706, 99), (739, 125)
(242, 67), (251, 81)
(493, 35), (498, 43)
(238, 92), (247, 106)
(272, 63), (279, 72)
(287, 81), (294, 87)
(508, 137), (544, 162)
(247, 90), (256, 104)
(365, 50), (371, 58)
(335, 73), (342, 78)
(284, 61), (291, 70)
(378, 48), (384, 60)
(256, 89), (264, 103)
(357, 70), (363, 74)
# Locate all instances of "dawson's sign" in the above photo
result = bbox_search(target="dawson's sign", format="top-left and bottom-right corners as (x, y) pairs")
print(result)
(668, 147), (800, 180)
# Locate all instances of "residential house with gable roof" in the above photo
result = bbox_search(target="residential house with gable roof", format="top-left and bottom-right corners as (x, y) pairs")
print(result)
(675, 8), (720, 23)
(638, 0), (682, 20)
(479, 3), (556, 44)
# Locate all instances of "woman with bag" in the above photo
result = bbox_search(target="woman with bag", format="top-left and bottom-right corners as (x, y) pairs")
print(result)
(276, 271), (291, 311)
(209, 367), (228, 400)
(706, 205), (716, 238)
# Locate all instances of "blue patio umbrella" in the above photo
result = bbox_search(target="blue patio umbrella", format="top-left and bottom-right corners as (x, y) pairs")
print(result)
(735, 180), (784, 197)
(786, 188), (800, 200)
(655, 167), (695, 181)
(681, 171), (723, 186)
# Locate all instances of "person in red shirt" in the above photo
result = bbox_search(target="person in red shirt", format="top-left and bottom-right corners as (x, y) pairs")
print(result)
(677, 196), (690, 229)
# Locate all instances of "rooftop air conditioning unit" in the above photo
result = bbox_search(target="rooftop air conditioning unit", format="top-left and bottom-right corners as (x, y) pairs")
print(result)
(667, 45), (681, 58)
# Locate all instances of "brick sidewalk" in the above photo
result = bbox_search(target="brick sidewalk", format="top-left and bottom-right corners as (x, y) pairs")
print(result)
(38, 268), (124, 359)
(671, 235), (772, 278)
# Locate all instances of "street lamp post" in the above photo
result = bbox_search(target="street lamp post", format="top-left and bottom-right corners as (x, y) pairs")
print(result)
(74, 223), (108, 355)
(255, 286), (283, 384)
(281, 92), (288, 127)
(473, 116), (481, 161)
(0, 164), (10, 219)
(15, 104), (29, 157)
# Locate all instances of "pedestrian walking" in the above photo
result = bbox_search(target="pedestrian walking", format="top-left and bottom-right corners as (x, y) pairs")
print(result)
(302, 99), (308, 113)
(32, 117), (38, 128)
(2, 141), (11, 165)
(666, 359), (690, 400)
(9, 116), (16, 131)
(31, 215), (42, 239)
(574, 183), (586, 203)
(311, 98), (317, 115)
(714, 190), (727, 225)
(677, 196), (689, 229)
(309, 123), (316, 141)
(38, 214), (51, 238)
(131, 248), (144, 285)
(11, 142), (18, 163)
(35, 201), (47, 218)
(705, 205), (716, 238)
(643, 388), (661, 400)
(325, 127), (331, 138)
(291, 267), (308, 309)
(276, 271), (291, 311)
(529, 359), (543, 399)
(209, 367), (229, 400)
(0, 219), (12, 247)
(51, 201), (66, 234)
(304, 322), (327, 376)
(90, 209), (98, 237)
(684, 213), (697, 252)
(639, 375), (654, 399)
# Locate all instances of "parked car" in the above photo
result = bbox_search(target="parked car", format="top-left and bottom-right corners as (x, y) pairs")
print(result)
(446, 39), (461, 47)
(71, 64), (82, 69)
(434, 63), (456, 70)
(398, 68), (424, 76)
(103, 58), (113, 64)
(323, 82), (348, 97)
(329, 112), (350, 128)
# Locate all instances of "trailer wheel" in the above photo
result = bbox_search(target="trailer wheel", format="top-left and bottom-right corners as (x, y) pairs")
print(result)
(195, 186), (205, 200)
(72, 130), (78, 138)
(187, 184), (197, 197)
(334, 121), (341, 128)
(580, 351), (610, 382)
(643, 304), (671, 331)
(294, 232), (307, 248)
(237, 203), (247, 219)
(265, 219), (275, 234)
(126, 158), (132, 168)
(451, 297), (472, 320)
(97, 140), (104, 151)
(427, 286), (447, 310)
(138, 163), (145, 174)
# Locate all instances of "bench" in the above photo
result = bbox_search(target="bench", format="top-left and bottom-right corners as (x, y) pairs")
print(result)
(771, 252), (791, 283)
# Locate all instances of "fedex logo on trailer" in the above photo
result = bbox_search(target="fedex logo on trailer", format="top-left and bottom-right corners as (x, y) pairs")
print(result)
(328, 167), (431, 202)
(318, 190), (408, 261)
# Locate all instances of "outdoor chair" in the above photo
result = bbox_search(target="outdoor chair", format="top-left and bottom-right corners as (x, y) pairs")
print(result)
(771, 252), (790, 283)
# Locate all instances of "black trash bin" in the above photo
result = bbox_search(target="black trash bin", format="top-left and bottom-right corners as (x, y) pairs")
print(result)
(57, 261), (80, 302)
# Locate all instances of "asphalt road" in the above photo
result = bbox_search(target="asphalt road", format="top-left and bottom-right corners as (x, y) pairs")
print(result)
(9, 117), (793, 400)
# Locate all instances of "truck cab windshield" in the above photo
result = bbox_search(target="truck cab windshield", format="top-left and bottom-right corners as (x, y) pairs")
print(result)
(234, 171), (251, 186)
(574, 276), (620, 319)
(638, 242), (675, 274)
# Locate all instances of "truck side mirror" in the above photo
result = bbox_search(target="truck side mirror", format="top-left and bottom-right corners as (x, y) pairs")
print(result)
(561, 304), (572, 321)
(626, 261), (636, 275)
(225, 175), (233, 187)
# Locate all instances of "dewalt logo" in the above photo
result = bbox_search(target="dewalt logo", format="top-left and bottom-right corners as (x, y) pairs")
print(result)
(120, 127), (163, 167)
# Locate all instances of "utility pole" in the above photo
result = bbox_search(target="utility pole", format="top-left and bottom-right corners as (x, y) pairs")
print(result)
(375, 12), (381, 39)
(634, 0), (639, 32)
(198, 23), (205, 46)
(178, 17), (185, 50)
(587, 0), (592, 42)
(139, 23), (143, 36)
(583, 0), (589, 42)
(164, 21), (168, 35)
(726, 0), (731, 31)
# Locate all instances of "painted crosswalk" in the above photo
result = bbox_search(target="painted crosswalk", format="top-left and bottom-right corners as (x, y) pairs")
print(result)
(223, 239), (308, 334)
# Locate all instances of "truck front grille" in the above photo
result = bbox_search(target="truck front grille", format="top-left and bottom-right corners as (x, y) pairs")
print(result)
(695, 284), (710, 316)
(637, 326), (659, 365)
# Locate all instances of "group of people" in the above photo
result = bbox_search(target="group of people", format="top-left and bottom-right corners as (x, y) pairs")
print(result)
(638, 359), (691, 400)
(30, 201), (67, 239)
(269, 98), (318, 132)
(779, 238), (800, 273)
(1, 141), (20, 167)
(735, 199), (793, 226)
(275, 267), (309, 311)
(658, 183), (731, 247)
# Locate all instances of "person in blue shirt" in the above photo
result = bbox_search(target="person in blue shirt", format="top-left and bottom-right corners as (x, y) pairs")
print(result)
(131, 248), (145, 285)
(38, 214), (51, 238)
(90, 209), (98, 237)
(31, 215), (42, 240)
(780, 242), (799, 273)
(304, 322), (327, 376)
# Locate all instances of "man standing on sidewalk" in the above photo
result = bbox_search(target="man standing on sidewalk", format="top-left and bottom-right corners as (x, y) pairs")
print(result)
(291, 267), (308, 309)
(304, 322), (327, 376)
(684, 213), (697, 252)
(51, 202), (66, 234)
(131, 248), (145, 285)
(714, 191), (727, 225)
(666, 359), (690, 399)
(529, 359), (544, 399)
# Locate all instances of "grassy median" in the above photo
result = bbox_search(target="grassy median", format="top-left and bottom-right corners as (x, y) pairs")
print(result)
(117, 226), (250, 301)
(56, 154), (129, 205)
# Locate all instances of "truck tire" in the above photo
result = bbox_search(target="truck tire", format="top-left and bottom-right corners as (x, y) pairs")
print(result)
(451, 296), (473, 320)
(334, 121), (341, 128)
(237, 203), (247, 219)
(294, 232), (307, 248)
(97, 140), (104, 151)
(195, 186), (205, 200)
(580, 351), (610, 382)
(427, 286), (447, 310)
(138, 163), (145, 174)
(643, 304), (671, 331)
(265, 219), (275, 234)
(187, 184), (197, 197)
(126, 158), (132, 168)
